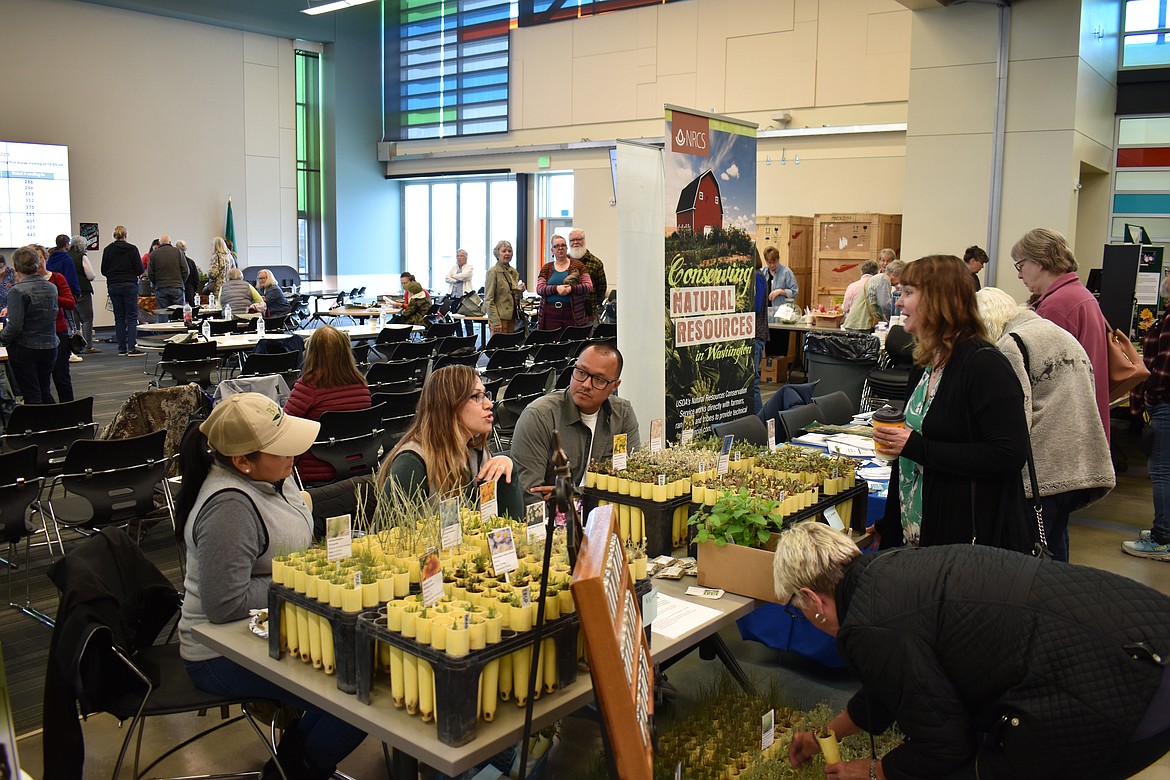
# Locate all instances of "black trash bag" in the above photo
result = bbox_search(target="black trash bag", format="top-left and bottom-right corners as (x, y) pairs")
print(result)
(804, 331), (880, 362)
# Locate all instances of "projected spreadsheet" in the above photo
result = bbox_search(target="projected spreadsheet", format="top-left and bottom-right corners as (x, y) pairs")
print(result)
(0, 141), (71, 247)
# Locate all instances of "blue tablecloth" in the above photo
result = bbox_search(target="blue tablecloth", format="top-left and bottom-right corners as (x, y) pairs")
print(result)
(735, 474), (886, 668)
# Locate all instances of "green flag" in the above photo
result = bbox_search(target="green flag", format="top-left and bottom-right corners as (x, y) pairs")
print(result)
(224, 197), (236, 251)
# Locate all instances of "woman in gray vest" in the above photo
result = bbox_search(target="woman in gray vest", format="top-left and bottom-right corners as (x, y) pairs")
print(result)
(219, 267), (262, 315)
(175, 394), (365, 778)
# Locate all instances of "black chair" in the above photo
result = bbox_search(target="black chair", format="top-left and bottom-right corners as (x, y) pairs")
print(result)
(528, 341), (578, 369)
(208, 318), (237, 337)
(482, 331), (525, 355)
(778, 404), (825, 442)
(373, 389), (423, 448)
(862, 325), (915, 412)
(44, 527), (284, 780)
(367, 357), (429, 390)
(0, 446), (51, 625)
(45, 430), (176, 558)
(525, 328), (563, 346)
(712, 415), (769, 447)
(561, 324), (594, 341)
(375, 326), (413, 345)
(592, 322), (617, 341)
(433, 351), (482, 370)
(554, 364), (576, 390)
(0, 397), (100, 478)
(307, 404), (386, 484)
(813, 391), (856, 425)
(434, 334), (477, 355)
(425, 321), (459, 340)
(493, 368), (555, 449)
(384, 339), (437, 361)
(151, 341), (221, 389)
(241, 350), (299, 377)
(482, 347), (530, 384)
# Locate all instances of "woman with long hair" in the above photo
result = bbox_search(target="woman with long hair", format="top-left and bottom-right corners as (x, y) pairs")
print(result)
(284, 325), (371, 484)
(870, 255), (1032, 551)
(376, 365), (523, 518)
(256, 268), (292, 319)
(208, 236), (236, 298)
(175, 394), (365, 778)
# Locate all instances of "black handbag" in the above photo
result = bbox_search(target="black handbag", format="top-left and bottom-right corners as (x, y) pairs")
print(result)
(69, 333), (87, 354)
(1008, 333), (1053, 560)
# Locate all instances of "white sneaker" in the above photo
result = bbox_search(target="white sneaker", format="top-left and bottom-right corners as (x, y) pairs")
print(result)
(68, 353), (83, 363)
(1140, 529), (1153, 542)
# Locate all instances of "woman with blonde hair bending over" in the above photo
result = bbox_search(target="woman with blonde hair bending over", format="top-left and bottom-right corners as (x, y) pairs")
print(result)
(284, 325), (371, 484)
(776, 520), (1170, 780)
(870, 255), (1032, 551)
(376, 365), (523, 518)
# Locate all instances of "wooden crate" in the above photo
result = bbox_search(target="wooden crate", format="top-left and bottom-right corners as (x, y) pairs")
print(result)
(758, 216), (813, 272)
(812, 212), (902, 310)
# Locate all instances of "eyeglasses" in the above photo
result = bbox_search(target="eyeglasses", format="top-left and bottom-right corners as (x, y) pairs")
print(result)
(468, 391), (491, 406)
(1013, 258), (1027, 273)
(783, 595), (806, 620)
(572, 366), (617, 391)
(551, 243), (567, 250)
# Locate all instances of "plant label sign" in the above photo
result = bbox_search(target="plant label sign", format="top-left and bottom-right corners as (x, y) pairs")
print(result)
(440, 498), (462, 550)
(717, 434), (733, 475)
(325, 514), (353, 562)
(761, 709), (775, 751)
(824, 504), (846, 532)
(612, 433), (628, 471)
(649, 419), (664, 454)
(681, 415), (695, 445)
(420, 549), (444, 607)
(526, 502), (547, 547)
(520, 584), (532, 608)
(766, 418), (776, 450)
(479, 479), (498, 524)
(487, 526), (519, 576)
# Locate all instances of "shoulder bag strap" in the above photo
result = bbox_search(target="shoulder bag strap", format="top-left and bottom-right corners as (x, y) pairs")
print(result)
(1006, 333), (1051, 558)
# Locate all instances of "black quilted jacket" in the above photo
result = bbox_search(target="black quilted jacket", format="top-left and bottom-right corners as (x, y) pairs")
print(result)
(836, 546), (1170, 779)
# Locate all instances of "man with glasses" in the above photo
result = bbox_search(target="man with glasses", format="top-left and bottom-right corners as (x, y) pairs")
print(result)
(511, 343), (640, 504)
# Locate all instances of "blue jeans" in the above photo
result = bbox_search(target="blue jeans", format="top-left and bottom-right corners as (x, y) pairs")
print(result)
(108, 281), (140, 352)
(155, 287), (185, 322)
(1149, 403), (1170, 544)
(751, 338), (765, 414)
(185, 656), (365, 771)
(1038, 488), (1094, 562)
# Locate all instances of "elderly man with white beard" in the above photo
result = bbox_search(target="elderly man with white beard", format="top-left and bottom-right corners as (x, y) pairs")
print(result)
(568, 229), (607, 325)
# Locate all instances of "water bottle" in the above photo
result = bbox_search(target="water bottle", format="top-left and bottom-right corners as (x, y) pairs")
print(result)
(183, 302), (192, 325)
(209, 291), (217, 309)
(256, 316), (265, 337)
(201, 319), (211, 340)
(223, 303), (233, 320)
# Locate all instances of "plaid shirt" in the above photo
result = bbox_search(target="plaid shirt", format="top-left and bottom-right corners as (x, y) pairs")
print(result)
(1139, 313), (1170, 408)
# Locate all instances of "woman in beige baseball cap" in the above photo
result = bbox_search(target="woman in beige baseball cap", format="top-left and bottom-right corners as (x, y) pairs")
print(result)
(173, 393), (365, 778)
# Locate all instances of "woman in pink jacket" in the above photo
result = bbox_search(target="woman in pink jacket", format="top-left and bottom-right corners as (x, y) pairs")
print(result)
(283, 325), (371, 483)
(1012, 227), (1111, 442)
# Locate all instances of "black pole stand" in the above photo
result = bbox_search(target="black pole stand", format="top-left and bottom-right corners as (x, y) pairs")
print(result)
(517, 432), (578, 780)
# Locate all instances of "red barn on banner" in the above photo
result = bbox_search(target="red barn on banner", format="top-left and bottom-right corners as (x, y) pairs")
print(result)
(676, 170), (723, 234)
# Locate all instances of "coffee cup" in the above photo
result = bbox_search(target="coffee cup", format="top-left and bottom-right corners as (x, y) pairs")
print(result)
(871, 404), (905, 462)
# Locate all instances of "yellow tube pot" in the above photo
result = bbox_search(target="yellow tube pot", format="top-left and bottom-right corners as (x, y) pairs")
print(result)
(342, 586), (363, 615)
(542, 637), (557, 693)
(481, 659), (500, 721)
(295, 606), (311, 664)
(498, 646), (513, 701)
(389, 646), (406, 709)
(317, 583), (335, 675)
(558, 589), (575, 615)
(469, 615), (486, 651)
(418, 658), (435, 722)
(816, 728), (841, 765)
(618, 504), (631, 542)
(584, 470), (597, 488)
(447, 622), (470, 657)
(403, 652), (420, 716)
(532, 642), (545, 701)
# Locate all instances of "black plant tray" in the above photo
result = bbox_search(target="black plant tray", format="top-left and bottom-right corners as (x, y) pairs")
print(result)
(580, 488), (693, 558)
(354, 577), (653, 746)
(267, 583), (364, 694)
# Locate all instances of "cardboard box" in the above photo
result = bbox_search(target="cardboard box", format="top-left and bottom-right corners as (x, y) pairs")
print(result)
(697, 535), (783, 604)
(760, 356), (786, 384)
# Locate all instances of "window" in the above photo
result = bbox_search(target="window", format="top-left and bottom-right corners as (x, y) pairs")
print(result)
(1123, 0), (1170, 68)
(385, 0), (513, 141)
(402, 175), (519, 291)
(296, 48), (323, 281)
(517, 0), (685, 28)
(1111, 115), (1170, 243)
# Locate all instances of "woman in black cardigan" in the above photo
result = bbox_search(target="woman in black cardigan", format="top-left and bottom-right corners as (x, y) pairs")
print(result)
(871, 255), (1033, 552)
